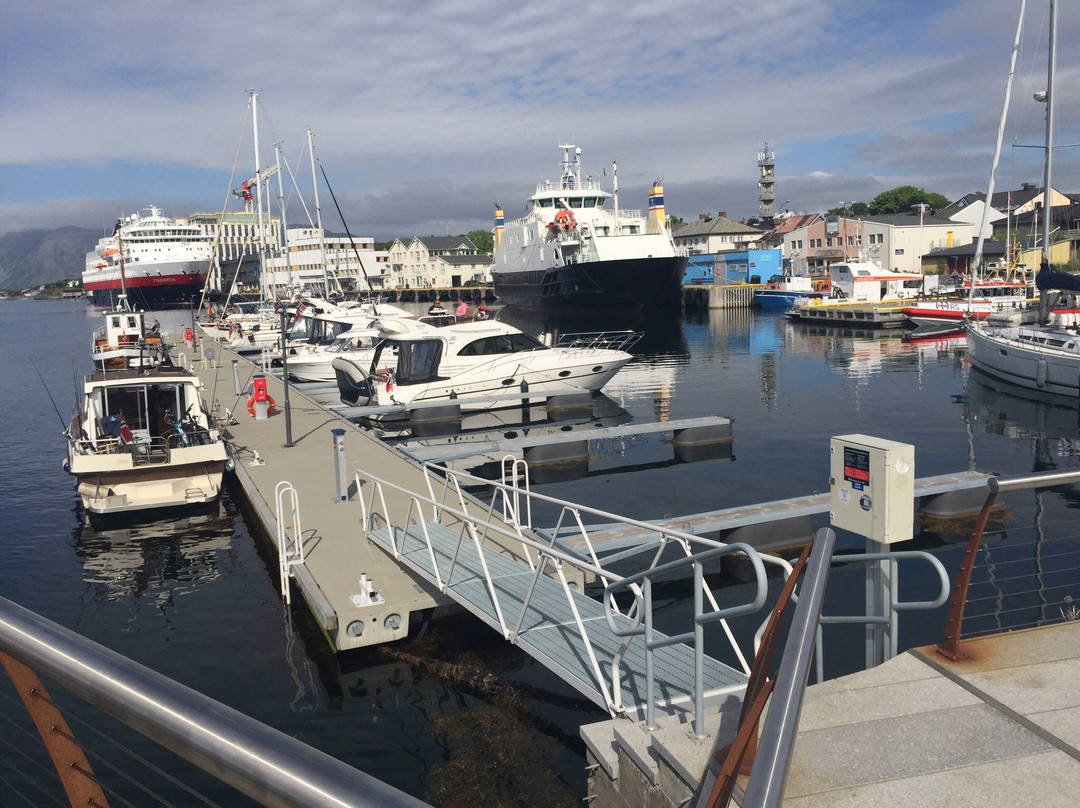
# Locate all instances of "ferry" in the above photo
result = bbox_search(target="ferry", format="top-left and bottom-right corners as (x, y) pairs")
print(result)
(83, 206), (212, 309)
(491, 144), (686, 311)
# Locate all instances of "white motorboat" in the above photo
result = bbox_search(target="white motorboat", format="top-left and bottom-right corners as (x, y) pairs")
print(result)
(967, 0), (1077, 395)
(83, 206), (212, 309)
(287, 327), (385, 383)
(492, 144), (686, 311)
(332, 318), (638, 418)
(65, 363), (230, 518)
(823, 260), (925, 304)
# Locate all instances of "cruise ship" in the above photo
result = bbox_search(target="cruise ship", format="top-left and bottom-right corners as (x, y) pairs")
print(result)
(83, 206), (213, 308)
(492, 144), (686, 311)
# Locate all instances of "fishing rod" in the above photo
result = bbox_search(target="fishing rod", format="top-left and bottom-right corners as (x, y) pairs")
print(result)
(31, 358), (68, 432)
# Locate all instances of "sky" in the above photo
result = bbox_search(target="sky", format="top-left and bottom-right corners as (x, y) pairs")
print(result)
(2, 0), (1078, 242)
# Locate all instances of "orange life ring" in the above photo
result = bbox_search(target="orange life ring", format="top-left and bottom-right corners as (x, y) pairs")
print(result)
(247, 394), (276, 417)
(554, 209), (576, 231)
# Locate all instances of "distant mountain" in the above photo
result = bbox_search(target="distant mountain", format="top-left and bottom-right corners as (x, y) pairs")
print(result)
(0, 227), (99, 291)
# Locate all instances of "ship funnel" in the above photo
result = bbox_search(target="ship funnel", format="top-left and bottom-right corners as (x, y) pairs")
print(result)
(648, 181), (666, 235)
(494, 205), (504, 252)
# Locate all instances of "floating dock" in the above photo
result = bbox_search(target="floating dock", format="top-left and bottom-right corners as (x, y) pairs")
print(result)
(786, 299), (912, 328)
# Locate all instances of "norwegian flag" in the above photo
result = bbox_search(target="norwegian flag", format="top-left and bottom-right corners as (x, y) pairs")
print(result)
(293, 302), (306, 323)
(384, 369), (393, 393)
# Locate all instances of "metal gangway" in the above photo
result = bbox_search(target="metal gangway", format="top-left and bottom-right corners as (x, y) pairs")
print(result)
(355, 459), (795, 734)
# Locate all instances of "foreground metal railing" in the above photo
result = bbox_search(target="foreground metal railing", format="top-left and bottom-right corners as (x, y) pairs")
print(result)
(0, 596), (431, 808)
(706, 529), (836, 808)
(355, 462), (793, 735)
(938, 467), (1080, 660)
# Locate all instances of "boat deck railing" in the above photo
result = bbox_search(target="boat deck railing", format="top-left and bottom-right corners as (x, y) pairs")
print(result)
(554, 330), (644, 351)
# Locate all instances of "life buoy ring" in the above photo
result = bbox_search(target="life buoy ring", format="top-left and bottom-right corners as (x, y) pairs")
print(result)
(247, 395), (276, 416)
(554, 209), (576, 232)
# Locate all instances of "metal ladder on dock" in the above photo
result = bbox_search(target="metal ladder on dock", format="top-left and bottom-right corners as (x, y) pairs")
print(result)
(356, 461), (790, 732)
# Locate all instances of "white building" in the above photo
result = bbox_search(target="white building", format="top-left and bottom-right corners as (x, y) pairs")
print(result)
(386, 236), (493, 289)
(782, 214), (974, 275)
(262, 227), (389, 296)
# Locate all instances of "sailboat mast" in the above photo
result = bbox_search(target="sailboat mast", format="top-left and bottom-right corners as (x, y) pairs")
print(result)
(117, 227), (129, 311)
(251, 90), (269, 301)
(968, 0), (1025, 310)
(273, 142), (293, 291)
(1041, 0), (1057, 262)
(308, 128), (332, 296)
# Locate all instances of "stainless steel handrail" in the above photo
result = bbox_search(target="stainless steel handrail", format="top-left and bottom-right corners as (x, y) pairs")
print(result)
(0, 596), (431, 808)
(741, 528), (836, 808)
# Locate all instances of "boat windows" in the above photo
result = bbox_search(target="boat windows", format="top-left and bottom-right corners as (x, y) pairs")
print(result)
(537, 199), (555, 208)
(394, 340), (444, 385)
(458, 332), (547, 356)
(93, 382), (186, 438)
(583, 197), (598, 208)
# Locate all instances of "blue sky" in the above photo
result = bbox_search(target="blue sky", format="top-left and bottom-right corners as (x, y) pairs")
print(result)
(2, 0), (1077, 240)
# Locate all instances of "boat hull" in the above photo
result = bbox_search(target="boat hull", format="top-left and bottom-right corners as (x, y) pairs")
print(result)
(492, 256), (687, 310)
(83, 262), (207, 309)
(967, 323), (1080, 397)
(69, 453), (227, 517)
(755, 290), (823, 309)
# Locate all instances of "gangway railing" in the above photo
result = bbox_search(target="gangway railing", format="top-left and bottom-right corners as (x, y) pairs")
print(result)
(354, 463), (793, 736)
(0, 596), (432, 808)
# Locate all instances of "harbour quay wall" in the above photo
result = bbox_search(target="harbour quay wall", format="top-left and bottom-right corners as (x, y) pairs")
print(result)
(683, 283), (762, 309)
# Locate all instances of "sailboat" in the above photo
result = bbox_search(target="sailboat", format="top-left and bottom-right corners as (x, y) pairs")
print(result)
(967, 0), (1080, 395)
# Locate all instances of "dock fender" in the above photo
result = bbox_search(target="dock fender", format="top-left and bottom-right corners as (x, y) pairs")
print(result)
(1036, 358), (1048, 388)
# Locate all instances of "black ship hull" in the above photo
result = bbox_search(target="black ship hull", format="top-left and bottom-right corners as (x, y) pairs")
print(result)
(493, 256), (686, 310)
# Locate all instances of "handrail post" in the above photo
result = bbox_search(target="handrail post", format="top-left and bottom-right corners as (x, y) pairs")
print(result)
(937, 487), (998, 660)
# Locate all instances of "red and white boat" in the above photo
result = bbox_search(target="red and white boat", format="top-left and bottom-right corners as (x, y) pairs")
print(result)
(902, 266), (1034, 331)
(83, 206), (212, 309)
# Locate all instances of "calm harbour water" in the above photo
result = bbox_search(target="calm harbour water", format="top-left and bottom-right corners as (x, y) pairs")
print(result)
(2, 299), (1078, 806)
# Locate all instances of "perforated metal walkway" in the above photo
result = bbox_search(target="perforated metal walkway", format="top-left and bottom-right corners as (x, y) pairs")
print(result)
(367, 521), (749, 718)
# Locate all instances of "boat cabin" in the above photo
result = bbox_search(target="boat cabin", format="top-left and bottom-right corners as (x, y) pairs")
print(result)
(76, 369), (211, 452)
(829, 261), (925, 303)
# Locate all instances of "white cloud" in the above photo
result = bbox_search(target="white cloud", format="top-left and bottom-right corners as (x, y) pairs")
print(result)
(1, 0), (1077, 238)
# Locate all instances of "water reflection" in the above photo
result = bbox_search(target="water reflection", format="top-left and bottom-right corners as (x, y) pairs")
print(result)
(794, 325), (967, 380)
(71, 501), (235, 603)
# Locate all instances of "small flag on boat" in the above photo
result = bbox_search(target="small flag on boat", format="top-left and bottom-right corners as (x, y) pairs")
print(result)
(294, 303), (306, 322)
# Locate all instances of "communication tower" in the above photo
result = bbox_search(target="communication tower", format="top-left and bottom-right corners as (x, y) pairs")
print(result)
(758, 142), (776, 222)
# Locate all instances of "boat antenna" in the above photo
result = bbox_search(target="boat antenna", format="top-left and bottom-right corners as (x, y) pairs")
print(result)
(967, 0), (1025, 311)
(31, 359), (68, 432)
(317, 160), (378, 311)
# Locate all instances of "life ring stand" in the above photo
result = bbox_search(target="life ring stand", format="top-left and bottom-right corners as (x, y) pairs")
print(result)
(554, 209), (576, 232)
(247, 395), (276, 417)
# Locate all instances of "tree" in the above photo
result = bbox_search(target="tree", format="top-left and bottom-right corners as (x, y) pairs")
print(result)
(467, 229), (494, 255)
(825, 202), (869, 217)
(868, 186), (949, 216)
